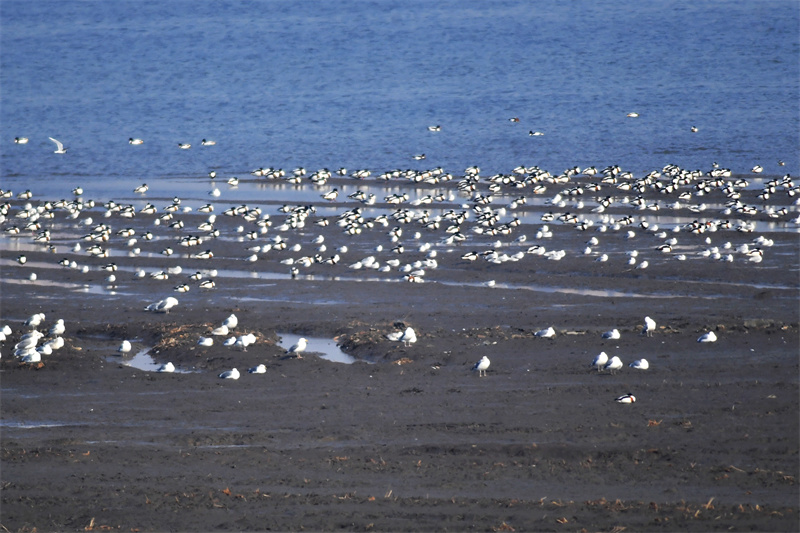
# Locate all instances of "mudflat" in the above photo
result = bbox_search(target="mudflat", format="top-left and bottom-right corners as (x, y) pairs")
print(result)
(1, 177), (798, 532)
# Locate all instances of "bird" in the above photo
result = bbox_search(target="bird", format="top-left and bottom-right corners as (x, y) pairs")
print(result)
(591, 351), (609, 371)
(615, 393), (636, 403)
(178, 143), (191, 149)
(386, 326), (417, 347)
(14, 137), (29, 144)
(128, 138), (144, 145)
(286, 337), (308, 358)
(197, 336), (214, 347)
(117, 340), (132, 354)
(219, 368), (240, 379)
(248, 364), (267, 374)
(690, 126), (698, 132)
(604, 356), (623, 374)
(210, 324), (229, 336)
(642, 316), (656, 337)
(697, 331), (717, 343)
(157, 362), (175, 373)
(629, 359), (649, 370)
(529, 131), (544, 136)
(48, 137), (67, 153)
(534, 326), (556, 338)
(602, 328), (621, 340)
(427, 125), (441, 132)
(626, 112), (639, 118)
(48, 319), (65, 336)
(144, 297), (179, 313)
(222, 314), (238, 329)
(201, 139), (216, 146)
(472, 355), (490, 377)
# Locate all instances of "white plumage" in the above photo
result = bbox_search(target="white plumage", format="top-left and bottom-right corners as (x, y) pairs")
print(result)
(472, 355), (490, 377)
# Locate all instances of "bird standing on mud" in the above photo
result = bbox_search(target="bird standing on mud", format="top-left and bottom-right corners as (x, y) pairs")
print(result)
(472, 355), (490, 377)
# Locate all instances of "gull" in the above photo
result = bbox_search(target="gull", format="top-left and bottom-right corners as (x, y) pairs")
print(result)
(248, 364), (267, 374)
(472, 355), (490, 377)
(534, 326), (556, 338)
(602, 329), (621, 340)
(236, 333), (256, 351)
(144, 296), (179, 313)
(386, 326), (417, 347)
(49, 137), (67, 154)
(117, 340), (132, 354)
(25, 313), (46, 328)
(157, 362), (175, 373)
(615, 393), (636, 403)
(591, 351), (609, 371)
(222, 314), (238, 329)
(210, 324), (229, 336)
(604, 356), (623, 374)
(629, 358), (649, 370)
(286, 337), (308, 358)
(219, 368), (240, 379)
(697, 331), (717, 343)
(642, 316), (656, 337)
(48, 319), (65, 336)
(197, 336), (214, 347)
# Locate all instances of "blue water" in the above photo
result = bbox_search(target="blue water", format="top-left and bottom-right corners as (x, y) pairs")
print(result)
(1, 0), (798, 196)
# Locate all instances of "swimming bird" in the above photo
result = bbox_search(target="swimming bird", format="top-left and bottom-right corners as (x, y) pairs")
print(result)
(157, 362), (175, 373)
(286, 337), (308, 358)
(534, 326), (556, 338)
(604, 356), (623, 374)
(642, 316), (656, 337)
(591, 351), (609, 371)
(697, 331), (717, 343)
(128, 138), (144, 145)
(178, 143), (191, 149)
(219, 368), (240, 379)
(386, 326), (417, 347)
(48, 137), (67, 153)
(118, 340), (132, 354)
(472, 355), (490, 377)
(14, 137), (29, 144)
(427, 125), (441, 132)
(629, 358), (649, 370)
(626, 112), (639, 118)
(615, 393), (636, 403)
(201, 139), (216, 146)
(248, 364), (267, 374)
(602, 328), (621, 340)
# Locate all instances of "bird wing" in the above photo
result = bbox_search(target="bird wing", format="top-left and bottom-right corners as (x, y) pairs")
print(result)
(48, 137), (64, 151)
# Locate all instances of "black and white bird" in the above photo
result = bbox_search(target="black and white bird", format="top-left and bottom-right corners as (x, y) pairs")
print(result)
(286, 337), (308, 358)
(386, 326), (417, 347)
(615, 393), (636, 404)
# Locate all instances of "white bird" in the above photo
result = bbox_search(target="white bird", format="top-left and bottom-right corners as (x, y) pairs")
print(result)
(591, 351), (609, 371)
(145, 297), (179, 313)
(211, 324), (229, 336)
(14, 137), (29, 144)
(386, 326), (417, 347)
(534, 326), (556, 338)
(129, 138), (144, 145)
(219, 368), (240, 380)
(697, 331), (717, 343)
(642, 316), (656, 337)
(472, 355), (490, 377)
(117, 340), (132, 354)
(222, 314), (238, 329)
(602, 328), (620, 340)
(286, 337), (308, 358)
(604, 356), (623, 374)
(157, 362), (175, 373)
(197, 336), (214, 347)
(49, 137), (67, 154)
(248, 364), (267, 374)
(615, 393), (636, 403)
(48, 319), (65, 336)
(25, 313), (46, 328)
(629, 358), (649, 370)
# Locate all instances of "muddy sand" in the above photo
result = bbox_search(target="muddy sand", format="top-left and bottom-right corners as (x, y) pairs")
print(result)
(1, 181), (799, 532)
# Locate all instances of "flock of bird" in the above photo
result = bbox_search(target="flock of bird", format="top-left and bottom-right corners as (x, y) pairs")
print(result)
(2, 134), (795, 399)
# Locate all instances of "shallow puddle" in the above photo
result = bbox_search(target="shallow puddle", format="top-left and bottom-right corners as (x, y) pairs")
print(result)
(276, 333), (360, 364)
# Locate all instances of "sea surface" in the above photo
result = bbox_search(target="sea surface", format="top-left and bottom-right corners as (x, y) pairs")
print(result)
(1, 0), (798, 200)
